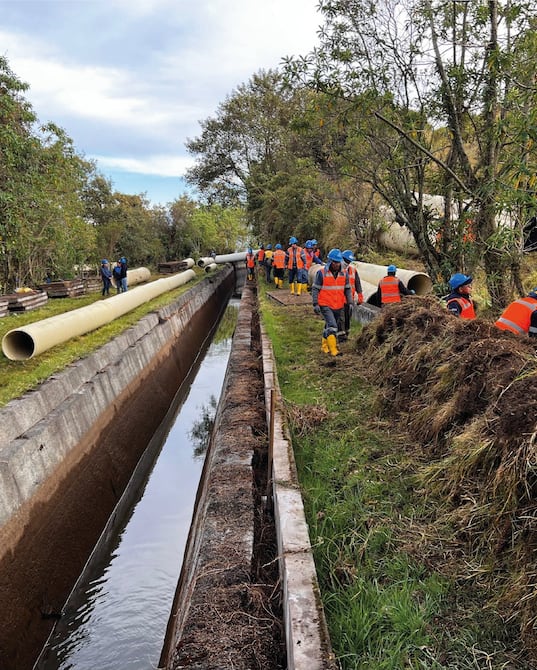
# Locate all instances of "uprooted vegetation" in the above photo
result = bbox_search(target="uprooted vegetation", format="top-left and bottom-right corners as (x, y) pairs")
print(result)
(356, 296), (537, 661)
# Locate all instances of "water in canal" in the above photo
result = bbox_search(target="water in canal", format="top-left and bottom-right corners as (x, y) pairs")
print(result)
(35, 301), (239, 670)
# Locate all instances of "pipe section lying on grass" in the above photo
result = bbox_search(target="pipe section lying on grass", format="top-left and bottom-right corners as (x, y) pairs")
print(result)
(125, 267), (151, 287)
(198, 252), (248, 268)
(204, 263), (218, 273)
(2, 269), (196, 361)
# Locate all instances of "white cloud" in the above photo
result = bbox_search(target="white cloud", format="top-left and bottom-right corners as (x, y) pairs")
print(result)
(93, 153), (195, 178)
(0, 0), (322, 204)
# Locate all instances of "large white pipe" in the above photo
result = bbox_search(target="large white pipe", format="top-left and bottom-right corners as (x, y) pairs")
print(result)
(378, 223), (420, 257)
(204, 263), (218, 273)
(2, 269), (197, 360)
(308, 261), (431, 297)
(198, 251), (254, 268)
(125, 267), (151, 286)
(353, 262), (432, 294)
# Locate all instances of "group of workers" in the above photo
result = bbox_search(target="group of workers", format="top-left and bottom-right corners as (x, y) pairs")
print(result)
(246, 237), (324, 292)
(246, 239), (537, 360)
(100, 257), (128, 296)
(444, 272), (537, 337)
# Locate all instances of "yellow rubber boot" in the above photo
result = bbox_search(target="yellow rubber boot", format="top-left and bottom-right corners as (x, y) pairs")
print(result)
(290, 283), (295, 294)
(274, 277), (278, 288)
(327, 334), (341, 357)
(321, 337), (329, 353)
(296, 283), (302, 295)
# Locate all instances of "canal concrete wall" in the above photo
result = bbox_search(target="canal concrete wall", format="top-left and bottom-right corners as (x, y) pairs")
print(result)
(0, 268), (234, 670)
(160, 280), (336, 669)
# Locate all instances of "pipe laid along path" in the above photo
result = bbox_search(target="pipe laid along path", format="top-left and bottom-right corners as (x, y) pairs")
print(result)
(2, 263), (196, 360)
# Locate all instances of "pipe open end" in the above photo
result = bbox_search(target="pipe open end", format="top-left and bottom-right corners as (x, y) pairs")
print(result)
(2, 330), (36, 360)
(407, 274), (433, 295)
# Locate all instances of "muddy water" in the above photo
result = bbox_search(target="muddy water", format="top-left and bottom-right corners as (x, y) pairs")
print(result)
(35, 301), (239, 670)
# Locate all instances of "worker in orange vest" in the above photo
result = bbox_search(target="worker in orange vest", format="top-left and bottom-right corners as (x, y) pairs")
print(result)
(272, 244), (286, 288)
(285, 236), (307, 295)
(245, 247), (256, 281)
(338, 250), (364, 340)
(444, 273), (476, 319)
(311, 248), (352, 358)
(495, 288), (537, 336)
(376, 265), (413, 306)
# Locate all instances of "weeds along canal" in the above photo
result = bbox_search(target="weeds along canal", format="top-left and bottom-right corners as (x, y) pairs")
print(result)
(34, 300), (240, 670)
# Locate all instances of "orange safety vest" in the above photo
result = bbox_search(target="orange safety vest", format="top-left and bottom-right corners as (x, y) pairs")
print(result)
(246, 253), (255, 269)
(495, 297), (537, 335)
(379, 276), (401, 304)
(346, 264), (358, 298)
(304, 249), (315, 270)
(257, 248), (265, 262)
(286, 246), (305, 269)
(446, 296), (476, 319)
(318, 267), (348, 310)
(272, 249), (286, 269)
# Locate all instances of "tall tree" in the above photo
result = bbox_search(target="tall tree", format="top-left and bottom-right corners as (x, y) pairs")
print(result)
(284, 0), (537, 306)
(186, 70), (333, 246)
(0, 56), (96, 290)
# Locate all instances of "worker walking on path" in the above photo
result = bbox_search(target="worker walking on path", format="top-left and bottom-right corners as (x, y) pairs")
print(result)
(495, 288), (537, 337)
(312, 248), (352, 358)
(376, 264), (414, 306)
(272, 244), (286, 288)
(338, 250), (364, 340)
(245, 247), (256, 281)
(285, 236), (306, 295)
(264, 244), (273, 283)
(444, 273), (476, 319)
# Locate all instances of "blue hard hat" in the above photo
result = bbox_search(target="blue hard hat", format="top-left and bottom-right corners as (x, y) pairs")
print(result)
(101, 259), (108, 264)
(327, 248), (343, 263)
(387, 264), (397, 274)
(305, 240), (313, 249)
(247, 247), (253, 253)
(120, 257), (126, 263)
(311, 239), (318, 245)
(275, 243), (282, 250)
(289, 236), (298, 245)
(449, 273), (472, 290)
(342, 250), (355, 263)
(266, 244), (272, 250)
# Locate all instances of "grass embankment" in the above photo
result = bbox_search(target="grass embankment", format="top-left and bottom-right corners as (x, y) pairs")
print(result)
(0, 271), (206, 407)
(259, 281), (530, 669)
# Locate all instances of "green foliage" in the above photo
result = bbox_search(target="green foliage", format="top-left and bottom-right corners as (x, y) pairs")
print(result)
(0, 58), (97, 290)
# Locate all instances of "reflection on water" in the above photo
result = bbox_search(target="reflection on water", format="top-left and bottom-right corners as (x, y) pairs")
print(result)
(35, 301), (238, 670)
(190, 394), (218, 459)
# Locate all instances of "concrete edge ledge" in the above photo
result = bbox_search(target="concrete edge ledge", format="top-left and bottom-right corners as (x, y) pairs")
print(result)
(260, 324), (337, 669)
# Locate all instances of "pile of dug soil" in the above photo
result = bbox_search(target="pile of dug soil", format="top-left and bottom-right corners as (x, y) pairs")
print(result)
(355, 296), (537, 657)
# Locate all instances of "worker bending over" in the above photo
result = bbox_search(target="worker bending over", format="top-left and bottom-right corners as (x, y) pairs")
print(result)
(495, 288), (537, 337)
(376, 265), (414, 306)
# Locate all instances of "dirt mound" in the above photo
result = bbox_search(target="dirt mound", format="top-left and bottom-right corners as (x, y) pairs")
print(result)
(355, 296), (537, 653)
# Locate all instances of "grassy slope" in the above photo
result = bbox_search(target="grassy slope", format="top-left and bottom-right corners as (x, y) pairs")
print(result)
(259, 279), (529, 670)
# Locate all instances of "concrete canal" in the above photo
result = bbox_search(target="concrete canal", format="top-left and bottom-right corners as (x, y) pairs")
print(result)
(34, 301), (239, 670)
(0, 267), (333, 670)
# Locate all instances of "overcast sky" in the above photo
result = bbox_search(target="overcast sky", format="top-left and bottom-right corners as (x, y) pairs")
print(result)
(1, 0), (322, 206)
